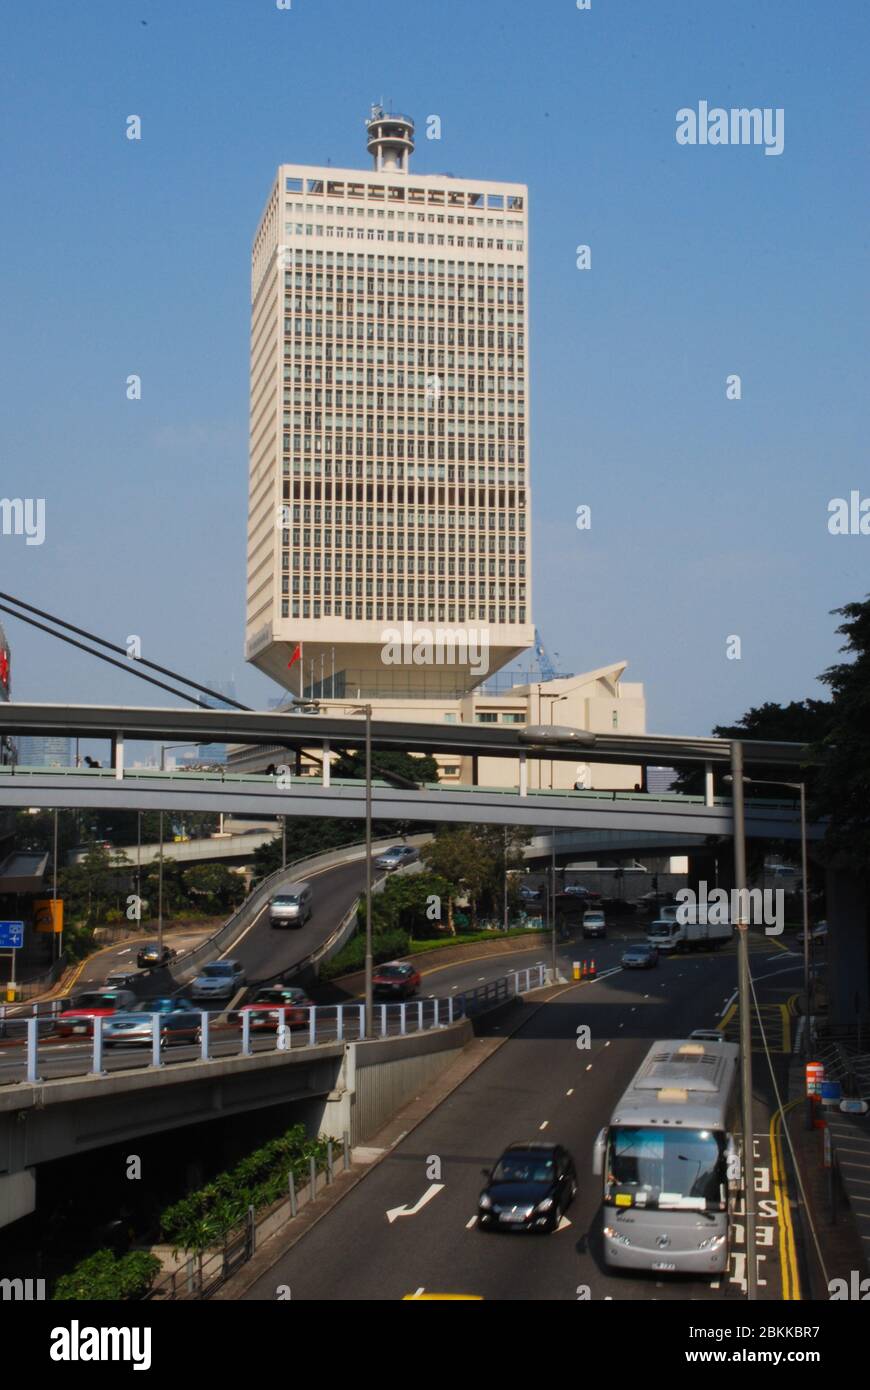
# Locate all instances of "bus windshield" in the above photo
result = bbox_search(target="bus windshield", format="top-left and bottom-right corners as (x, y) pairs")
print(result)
(605, 1127), (726, 1211)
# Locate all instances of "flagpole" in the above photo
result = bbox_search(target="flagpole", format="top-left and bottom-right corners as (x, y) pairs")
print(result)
(299, 642), (304, 700)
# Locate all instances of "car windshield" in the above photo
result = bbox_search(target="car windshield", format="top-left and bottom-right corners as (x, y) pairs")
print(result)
(133, 999), (174, 1013)
(273, 896), (299, 906)
(377, 966), (407, 978)
(492, 1154), (554, 1184)
(202, 964), (232, 977)
(253, 989), (295, 1004)
(74, 993), (117, 1008)
(605, 1127), (726, 1210)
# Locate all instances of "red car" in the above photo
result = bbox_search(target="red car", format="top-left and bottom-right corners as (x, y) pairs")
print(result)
(372, 962), (421, 999)
(55, 989), (137, 1038)
(234, 986), (313, 1031)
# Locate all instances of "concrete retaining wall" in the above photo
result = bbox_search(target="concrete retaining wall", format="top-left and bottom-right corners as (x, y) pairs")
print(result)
(317, 1020), (474, 1145)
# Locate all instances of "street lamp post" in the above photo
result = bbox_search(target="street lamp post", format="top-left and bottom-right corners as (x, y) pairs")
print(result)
(551, 829), (558, 983)
(730, 741), (758, 1301)
(726, 773), (812, 1051)
(363, 703), (373, 1036)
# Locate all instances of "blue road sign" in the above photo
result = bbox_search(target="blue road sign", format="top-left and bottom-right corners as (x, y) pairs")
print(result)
(0, 921), (24, 949)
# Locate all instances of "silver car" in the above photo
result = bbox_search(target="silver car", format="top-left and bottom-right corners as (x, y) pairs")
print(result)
(190, 960), (246, 1001)
(103, 1000), (201, 1048)
(374, 845), (419, 871)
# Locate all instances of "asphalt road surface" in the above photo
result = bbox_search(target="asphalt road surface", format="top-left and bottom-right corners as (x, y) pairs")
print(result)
(242, 939), (799, 1302)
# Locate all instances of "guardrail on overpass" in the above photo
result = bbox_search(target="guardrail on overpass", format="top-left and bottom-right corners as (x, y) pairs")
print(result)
(0, 766), (824, 840)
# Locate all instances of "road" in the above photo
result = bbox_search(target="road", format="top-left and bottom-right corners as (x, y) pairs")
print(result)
(240, 937), (802, 1301)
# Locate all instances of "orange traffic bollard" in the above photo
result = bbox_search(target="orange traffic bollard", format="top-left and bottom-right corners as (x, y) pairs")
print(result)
(589, 959), (597, 979)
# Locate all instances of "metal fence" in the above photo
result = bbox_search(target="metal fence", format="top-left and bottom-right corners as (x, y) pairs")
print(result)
(147, 1137), (348, 1300)
(0, 965), (547, 1086)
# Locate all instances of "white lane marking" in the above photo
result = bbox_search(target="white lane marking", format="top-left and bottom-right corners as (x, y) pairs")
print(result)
(539, 1120), (549, 1131)
(721, 990), (738, 1016)
(604, 1040), (611, 1047)
(413, 1286), (425, 1296)
(566, 1088), (574, 1096)
(477, 976), (486, 982)
(586, 1063), (592, 1071)
(466, 1216), (477, 1229)
(386, 1182), (444, 1223)
(117, 948), (132, 956)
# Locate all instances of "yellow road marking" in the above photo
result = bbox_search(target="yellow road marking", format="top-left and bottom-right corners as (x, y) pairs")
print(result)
(770, 1101), (801, 1299)
(403, 1292), (483, 1300)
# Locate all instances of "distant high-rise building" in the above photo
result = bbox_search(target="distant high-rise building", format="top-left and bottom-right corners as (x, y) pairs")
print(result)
(197, 679), (237, 762)
(17, 736), (73, 769)
(245, 108), (533, 699)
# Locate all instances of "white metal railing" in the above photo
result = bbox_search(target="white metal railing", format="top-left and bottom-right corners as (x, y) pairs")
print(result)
(0, 965), (548, 1086)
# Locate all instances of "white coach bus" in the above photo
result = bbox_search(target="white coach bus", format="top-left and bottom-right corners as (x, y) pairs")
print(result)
(592, 1038), (740, 1275)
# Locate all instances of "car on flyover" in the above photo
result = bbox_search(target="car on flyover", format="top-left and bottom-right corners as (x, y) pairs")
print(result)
(55, 989), (137, 1038)
(372, 961), (421, 999)
(477, 1142), (577, 1233)
(103, 998), (201, 1048)
(136, 942), (177, 969)
(374, 845), (419, 871)
(621, 943), (658, 969)
(190, 960), (246, 1002)
(232, 986), (313, 1031)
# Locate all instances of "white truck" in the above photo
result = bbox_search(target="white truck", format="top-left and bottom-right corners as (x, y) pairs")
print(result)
(647, 905), (732, 953)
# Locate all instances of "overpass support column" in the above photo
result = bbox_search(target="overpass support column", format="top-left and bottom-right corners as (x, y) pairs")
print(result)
(704, 762), (714, 807)
(114, 732), (125, 781)
(323, 740), (330, 788)
(519, 752), (528, 797)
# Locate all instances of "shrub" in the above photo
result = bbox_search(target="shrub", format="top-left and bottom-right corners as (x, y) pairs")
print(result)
(53, 1249), (161, 1301)
(159, 1124), (329, 1254)
(320, 928), (410, 980)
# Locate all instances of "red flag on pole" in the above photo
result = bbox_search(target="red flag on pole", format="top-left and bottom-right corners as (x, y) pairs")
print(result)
(287, 643), (302, 669)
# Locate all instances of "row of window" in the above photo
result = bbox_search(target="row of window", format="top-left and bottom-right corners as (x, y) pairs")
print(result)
(285, 443), (526, 464)
(283, 505), (526, 524)
(284, 176), (524, 214)
(283, 225), (524, 250)
(281, 601), (527, 624)
(285, 579), (525, 602)
(278, 344), (525, 371)
(282, 254), (525, 279)
(287, 202), (524, 231)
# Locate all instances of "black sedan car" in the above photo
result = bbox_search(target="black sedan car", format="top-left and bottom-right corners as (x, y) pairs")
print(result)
(477, 1142), (577, 1233)
(136, 942), (177, 969)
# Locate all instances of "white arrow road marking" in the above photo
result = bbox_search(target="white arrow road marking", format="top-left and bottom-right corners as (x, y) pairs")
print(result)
(555, 1215), (572, 1232)
(466, 1215), (477, 1229)
(386, 1183), (445, 1223)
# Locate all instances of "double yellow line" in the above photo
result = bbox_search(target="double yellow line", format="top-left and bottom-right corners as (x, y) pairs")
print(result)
(770, 1099), (801, 1299)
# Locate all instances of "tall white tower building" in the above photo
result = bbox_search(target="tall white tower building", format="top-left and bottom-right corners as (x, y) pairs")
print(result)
(246, 109), (534, 699)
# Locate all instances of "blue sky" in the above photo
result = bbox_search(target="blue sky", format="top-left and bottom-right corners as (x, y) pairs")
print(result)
(1, 0), (867, 735)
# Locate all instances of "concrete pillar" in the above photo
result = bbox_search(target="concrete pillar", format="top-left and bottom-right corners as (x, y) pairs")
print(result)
(323, 740), (330, 788)
(519, 752), (528, 797)
(115, 732), (125, 781)
(704, 761), (714, 807)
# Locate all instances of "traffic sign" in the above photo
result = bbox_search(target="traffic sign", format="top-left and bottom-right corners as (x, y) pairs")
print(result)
(0, 921), (24, 949)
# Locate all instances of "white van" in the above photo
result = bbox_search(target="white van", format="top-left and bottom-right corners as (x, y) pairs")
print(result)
(269, 882), (313, 929)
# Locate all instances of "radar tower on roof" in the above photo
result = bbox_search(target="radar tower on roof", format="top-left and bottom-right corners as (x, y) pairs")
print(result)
(366, 106), (415, 172)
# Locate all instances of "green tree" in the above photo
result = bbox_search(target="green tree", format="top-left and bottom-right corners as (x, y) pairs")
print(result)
(817, 597), (870, 868)
(182, 863), (246, 914)
(672, 700), (832, 796)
